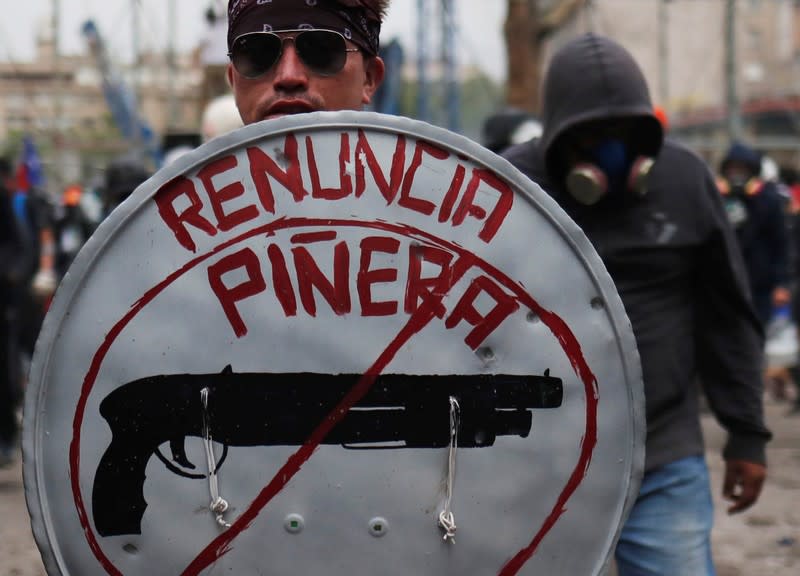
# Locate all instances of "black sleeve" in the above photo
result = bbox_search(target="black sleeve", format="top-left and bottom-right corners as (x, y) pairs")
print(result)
(694, 168), (772, 465)
(0, 188), (26, 280)
(766, 188), (790, 289)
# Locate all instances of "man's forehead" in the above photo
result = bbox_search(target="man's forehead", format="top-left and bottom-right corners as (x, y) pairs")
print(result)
(229, 0), (386, 19)
(725, 160), (751, 171)
(565, 118), (637, 143)
(227, 0), (382, 55)
(259, 23), (342, 33)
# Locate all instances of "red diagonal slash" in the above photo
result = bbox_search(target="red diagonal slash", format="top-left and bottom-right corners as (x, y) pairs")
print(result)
(70, 218), (597, 575)
(179, 255), (474, 575)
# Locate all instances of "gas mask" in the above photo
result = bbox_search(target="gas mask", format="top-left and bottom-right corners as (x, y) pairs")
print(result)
(565, 138), (655, 206)
(716, 171), (762, 229)
(718, 173), (763, 198)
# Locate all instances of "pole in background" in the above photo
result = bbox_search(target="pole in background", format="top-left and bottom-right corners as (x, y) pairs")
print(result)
(50, 0), (63, 195)
(725, 0), (742, 142)
(167, 0), (179, 129)
(441, 0), (460, 133)
(585, 0), (598, 33)
(416, 0), (430, 122)
(131, 0), (144, 160)
(658, 0), (669, 107)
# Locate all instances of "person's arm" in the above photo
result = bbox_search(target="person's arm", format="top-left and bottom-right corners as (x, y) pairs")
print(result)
(694, 168), (772, 514)
(29, 190), (58, 297)
(765, 187), (791, 306)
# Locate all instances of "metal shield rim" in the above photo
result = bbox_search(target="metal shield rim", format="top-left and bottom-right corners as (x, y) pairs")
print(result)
(23, 111), (644, 576)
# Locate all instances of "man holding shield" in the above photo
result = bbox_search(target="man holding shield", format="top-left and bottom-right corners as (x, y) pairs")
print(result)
(226, 0), (388, 125)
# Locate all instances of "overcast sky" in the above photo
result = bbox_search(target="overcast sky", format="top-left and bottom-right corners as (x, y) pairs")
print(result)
(1, 1), (508, 82)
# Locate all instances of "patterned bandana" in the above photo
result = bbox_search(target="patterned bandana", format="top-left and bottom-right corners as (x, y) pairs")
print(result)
(228, 0), (382, 56)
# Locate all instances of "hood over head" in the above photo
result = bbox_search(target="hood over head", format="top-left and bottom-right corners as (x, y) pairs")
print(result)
(482, 108), (542, 153)
(721, 141), (762, 176)
(540, 34), (663, 181)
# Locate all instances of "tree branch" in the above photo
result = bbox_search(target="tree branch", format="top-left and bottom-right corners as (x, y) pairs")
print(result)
(538, 0), (587, 40)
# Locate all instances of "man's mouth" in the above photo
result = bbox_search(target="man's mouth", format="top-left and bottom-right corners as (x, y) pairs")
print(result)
(264, 100), (316, 119)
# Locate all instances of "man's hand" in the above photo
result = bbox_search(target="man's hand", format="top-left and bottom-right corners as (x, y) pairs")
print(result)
(31, 268), (58, 298)
(723, 460), (766, 514)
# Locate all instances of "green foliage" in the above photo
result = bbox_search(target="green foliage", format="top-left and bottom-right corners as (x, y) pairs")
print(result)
(0, 131), (25, 162)
(399, 71), (505, 142)
(460, 73), (505, 141)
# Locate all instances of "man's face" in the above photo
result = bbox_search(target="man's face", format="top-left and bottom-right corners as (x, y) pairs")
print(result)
(227, 31), (385, 125)
(723, 160), (753, 186)
(560, 118), (637, 164)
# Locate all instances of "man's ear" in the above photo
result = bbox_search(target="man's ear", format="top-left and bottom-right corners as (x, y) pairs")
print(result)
(361, 56), (386, 106)
(226, 63), (235, 89)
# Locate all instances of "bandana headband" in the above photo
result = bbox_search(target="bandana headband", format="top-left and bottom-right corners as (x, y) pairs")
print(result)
(228, 0), (381, 56)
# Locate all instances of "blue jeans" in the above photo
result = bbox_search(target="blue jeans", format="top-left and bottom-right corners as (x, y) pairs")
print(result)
(615, 456), (716, 576)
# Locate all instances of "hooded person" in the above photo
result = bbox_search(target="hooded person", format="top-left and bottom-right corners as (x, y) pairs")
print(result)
(481, 108), (542, 154)
(102, 157), (151, 217)
(503, 34), (771, 576)
(717, 141), (790, 326)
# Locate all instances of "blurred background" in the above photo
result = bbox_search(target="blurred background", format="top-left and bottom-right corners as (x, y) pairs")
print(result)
(1, 4), (799, 575)
(6, 0), (800, 197)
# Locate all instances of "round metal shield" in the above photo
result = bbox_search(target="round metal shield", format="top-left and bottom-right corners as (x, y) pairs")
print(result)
(24, 112), (644, 576)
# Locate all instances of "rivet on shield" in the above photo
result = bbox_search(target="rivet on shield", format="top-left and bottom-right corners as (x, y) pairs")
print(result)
(526, 310), (540, 323)
(590, 297), (605, 310)
(122, 543), (139, 555)
(284, 514), (305, 534)
(368, 517), (389, 538)
(476, 346), (496, 364)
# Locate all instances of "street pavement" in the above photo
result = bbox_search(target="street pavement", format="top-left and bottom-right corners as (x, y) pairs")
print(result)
(1, 397), (798, 575)
(707, 397), (800, 576)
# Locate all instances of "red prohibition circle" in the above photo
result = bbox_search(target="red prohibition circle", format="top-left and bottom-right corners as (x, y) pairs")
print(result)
(69, 217), (598, 576)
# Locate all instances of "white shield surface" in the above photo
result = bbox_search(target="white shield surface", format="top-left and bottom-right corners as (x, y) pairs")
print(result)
(24, 112), (644, 576)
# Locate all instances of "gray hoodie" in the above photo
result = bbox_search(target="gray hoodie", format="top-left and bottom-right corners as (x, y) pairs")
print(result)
(504, 34), (771, 472)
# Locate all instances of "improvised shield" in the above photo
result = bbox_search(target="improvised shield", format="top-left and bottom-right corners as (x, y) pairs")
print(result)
(24, 112), (644, 575)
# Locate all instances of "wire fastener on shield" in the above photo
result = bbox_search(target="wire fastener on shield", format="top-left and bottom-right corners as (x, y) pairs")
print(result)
(201, 387), (232, 529)
(438, 395), (460, 543)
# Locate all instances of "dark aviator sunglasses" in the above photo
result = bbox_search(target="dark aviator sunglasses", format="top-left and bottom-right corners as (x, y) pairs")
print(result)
(229, 29), (360, 79)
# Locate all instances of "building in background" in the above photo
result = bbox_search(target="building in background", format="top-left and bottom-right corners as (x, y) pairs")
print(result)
(0, 17), (204, 191)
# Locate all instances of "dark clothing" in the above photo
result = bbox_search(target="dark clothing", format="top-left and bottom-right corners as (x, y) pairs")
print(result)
(719, 143), (789, 326)
(0, 184), (25, 446)
(19, 189), (52, 277)
(0, 190), (26, 284)
(53, 204), (94, 278)
(503, 33), (771, 472)
(727, 182), (789, 325)
(481, 108), (541, 154)
(788, 196), (800, 410)
(103, 158), (150, 217)
(0, 292), (19, 445)
(16, 189), (53, 356)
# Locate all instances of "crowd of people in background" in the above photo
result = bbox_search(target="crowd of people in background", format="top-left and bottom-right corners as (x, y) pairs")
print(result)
(3, 61), (800, 457)
(0, 150), (150, 467)
(2, 11), (800, 575)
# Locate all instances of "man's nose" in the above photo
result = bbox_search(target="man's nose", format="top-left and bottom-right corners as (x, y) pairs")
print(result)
(273, 43), (310, 91)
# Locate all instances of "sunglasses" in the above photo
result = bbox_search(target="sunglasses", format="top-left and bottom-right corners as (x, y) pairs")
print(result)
(229, 30), (360, 79)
